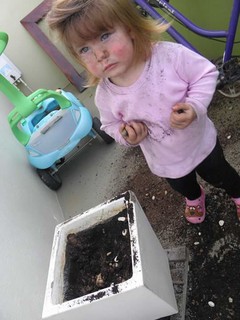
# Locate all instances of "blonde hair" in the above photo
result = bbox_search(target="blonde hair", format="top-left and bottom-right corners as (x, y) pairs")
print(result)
(46, 0), (168, 86)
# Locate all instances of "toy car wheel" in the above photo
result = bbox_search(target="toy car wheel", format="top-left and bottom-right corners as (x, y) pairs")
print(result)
(92, 117), (114, 144)
(36, 168), (62, 191)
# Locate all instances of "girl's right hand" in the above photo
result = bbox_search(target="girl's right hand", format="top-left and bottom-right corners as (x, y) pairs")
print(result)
(170, 103), (197, 129)
(119, 121), (148, 145)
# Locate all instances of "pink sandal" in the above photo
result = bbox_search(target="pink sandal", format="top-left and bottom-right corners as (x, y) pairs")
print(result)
(231, 197), (240, 221)
(185, 187), (206, 224)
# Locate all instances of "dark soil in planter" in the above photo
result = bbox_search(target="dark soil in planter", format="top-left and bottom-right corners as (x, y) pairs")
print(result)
(63, 208), (132, 301)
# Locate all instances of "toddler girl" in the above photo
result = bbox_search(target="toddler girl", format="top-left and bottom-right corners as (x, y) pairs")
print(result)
(47, 0), (240, 223)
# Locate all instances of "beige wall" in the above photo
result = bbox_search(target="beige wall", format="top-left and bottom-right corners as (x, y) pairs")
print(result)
(1, 0), (68, 92)
(0, 92), (64, 320)
(0, 5), (67, 319)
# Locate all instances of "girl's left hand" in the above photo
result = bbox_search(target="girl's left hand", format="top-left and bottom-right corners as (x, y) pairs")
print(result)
(119, 121), (148, 145)
(170, 103), (197, 129)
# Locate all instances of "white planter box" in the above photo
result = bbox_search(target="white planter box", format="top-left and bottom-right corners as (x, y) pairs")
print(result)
(42, 191), (178, 320)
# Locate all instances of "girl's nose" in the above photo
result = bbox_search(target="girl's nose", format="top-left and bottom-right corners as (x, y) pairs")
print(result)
(94, 47), (108, 62)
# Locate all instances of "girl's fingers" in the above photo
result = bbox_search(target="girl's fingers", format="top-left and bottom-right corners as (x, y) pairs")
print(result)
(129, 122), (147, 135)
(120, 122), (148, 143)
(125, 124), (137, 138)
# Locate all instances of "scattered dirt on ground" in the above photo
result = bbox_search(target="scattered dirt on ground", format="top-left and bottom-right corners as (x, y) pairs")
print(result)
(108, 92), (240, 319)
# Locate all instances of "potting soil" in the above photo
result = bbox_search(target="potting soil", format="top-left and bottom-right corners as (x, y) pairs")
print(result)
(63, 209), (133, 301)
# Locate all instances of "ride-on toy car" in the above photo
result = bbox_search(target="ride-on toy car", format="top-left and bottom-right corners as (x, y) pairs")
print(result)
(19, 89), (114, 190)
(0, 31), (114, 190)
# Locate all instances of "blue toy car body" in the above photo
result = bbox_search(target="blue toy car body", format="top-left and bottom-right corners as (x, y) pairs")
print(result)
(20, 90), (114, 190)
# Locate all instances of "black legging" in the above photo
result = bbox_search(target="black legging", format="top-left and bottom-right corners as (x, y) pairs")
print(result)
(166, 138), (240, 200)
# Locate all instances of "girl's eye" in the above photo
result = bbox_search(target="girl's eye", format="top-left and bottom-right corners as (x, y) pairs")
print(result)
(101, 32), (111, 41)
(79, 47), (89, 54)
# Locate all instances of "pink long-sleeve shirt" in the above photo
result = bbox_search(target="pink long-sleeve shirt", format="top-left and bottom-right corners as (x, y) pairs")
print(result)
(95, 42), (219, 178)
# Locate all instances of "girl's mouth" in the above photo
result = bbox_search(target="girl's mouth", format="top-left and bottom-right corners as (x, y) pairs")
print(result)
(104, 63), (117, 72)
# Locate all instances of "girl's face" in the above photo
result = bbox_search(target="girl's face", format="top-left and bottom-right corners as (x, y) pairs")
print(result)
(74, 25), (143, 86)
